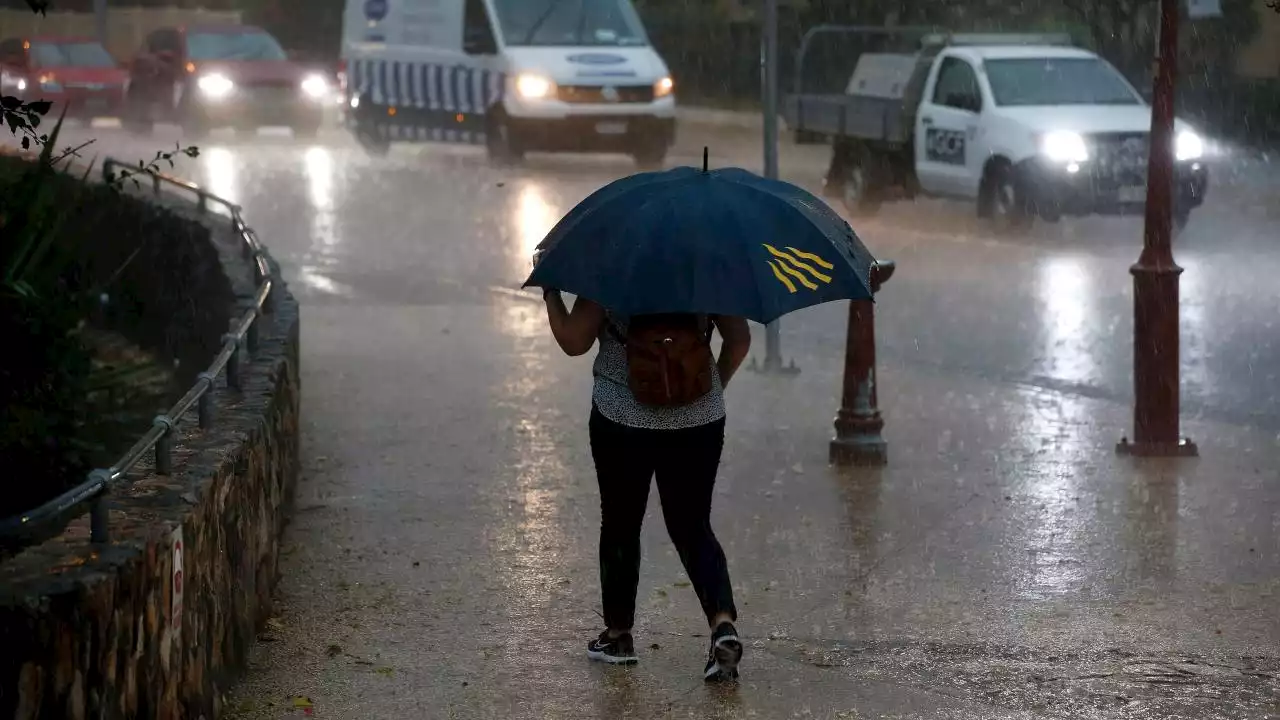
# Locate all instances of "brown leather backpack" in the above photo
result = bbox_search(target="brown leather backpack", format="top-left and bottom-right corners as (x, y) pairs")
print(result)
(611, 314), (715, 408)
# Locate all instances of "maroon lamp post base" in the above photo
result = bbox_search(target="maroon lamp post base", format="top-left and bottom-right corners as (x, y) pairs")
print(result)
(830, 260), (895, 467)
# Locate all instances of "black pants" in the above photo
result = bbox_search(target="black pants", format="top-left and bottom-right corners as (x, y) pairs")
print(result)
(589, 406), (738, 631)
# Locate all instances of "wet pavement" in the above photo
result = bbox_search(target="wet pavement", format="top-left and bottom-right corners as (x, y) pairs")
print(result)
(35, 119), (1280, 717)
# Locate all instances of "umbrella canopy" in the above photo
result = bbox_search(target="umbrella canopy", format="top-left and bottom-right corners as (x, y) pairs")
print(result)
(523, 163), (877, 324)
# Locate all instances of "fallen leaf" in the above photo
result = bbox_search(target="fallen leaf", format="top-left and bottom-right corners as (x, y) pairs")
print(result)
(326, 644), (342, 657)
(673, 581), (691, 588)
(374, 666), (395, 677)
(291, 696), (313, 709)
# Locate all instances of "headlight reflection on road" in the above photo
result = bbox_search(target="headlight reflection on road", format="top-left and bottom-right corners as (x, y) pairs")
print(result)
(202, 147), (238, 205)
(1037, 255), (1097, 389)
(304, 146), (333, 217)
(515, 184), (557, 271)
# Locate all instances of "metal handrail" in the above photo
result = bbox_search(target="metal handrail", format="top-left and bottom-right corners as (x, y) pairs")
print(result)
(0, 158), (276, 547)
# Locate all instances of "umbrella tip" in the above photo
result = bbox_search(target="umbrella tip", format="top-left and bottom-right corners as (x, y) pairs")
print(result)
(702, 146), (709, 172)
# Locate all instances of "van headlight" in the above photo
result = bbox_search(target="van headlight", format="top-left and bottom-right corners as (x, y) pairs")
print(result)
(197, 73), (234, 99)
(1175, 130), (1203, 161)
(515, 73), (554, 100)
(654, 76), (674, 99)
(1041, 130), (1089, 163)
(301, 74), (330, 99)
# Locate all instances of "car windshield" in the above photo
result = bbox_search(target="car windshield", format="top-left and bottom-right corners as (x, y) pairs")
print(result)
(984, 57), (1141, 106)
(492, 0), (648, 47)
(31, 41), (115, 68)
(186, 31), (287, 61)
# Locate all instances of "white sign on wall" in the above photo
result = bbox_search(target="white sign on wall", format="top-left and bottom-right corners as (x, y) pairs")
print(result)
(171, 526), (184, 643)
(1187, 0), (1223, 18)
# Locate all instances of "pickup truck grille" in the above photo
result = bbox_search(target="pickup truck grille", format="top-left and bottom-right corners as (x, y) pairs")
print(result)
(1090, 132), (1149, 186)
(557, 84), (653, 104)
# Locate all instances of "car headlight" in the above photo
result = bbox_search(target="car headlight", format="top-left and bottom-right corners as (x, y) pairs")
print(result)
(654, 76), (674, 99)
(197, 73), (234, 99)
(1175, 130), (1203, 161)
(301, 74), (329, 99)
(515, 73), (554, 100)
(1041, 130), (1089, 163)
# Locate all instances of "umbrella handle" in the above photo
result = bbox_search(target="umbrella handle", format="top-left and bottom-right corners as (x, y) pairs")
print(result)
(702, 147), (709, 172)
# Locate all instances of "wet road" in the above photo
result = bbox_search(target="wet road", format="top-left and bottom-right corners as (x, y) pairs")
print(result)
(77, 122), (1280, 431)
(48, 122), (1280, 718)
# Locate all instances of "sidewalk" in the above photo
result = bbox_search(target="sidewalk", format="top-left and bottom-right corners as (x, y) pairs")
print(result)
(225, 298), (1279, 720)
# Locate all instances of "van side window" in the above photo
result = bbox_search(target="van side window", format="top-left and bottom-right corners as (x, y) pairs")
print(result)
(463, 0), (498, 55)
(932, 57), (982, 113)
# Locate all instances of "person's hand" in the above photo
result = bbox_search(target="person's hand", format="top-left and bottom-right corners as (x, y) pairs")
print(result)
(532, 246), (547, 267)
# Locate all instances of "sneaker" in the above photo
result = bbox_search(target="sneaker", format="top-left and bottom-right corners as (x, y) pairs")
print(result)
(703, 621), (743, 681)
(587, 631), (638, 665)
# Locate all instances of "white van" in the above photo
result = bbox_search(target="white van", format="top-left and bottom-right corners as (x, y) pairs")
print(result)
(339, 0), (677, 166)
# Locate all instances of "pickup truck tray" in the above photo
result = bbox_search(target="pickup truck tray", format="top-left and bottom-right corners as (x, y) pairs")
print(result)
(782, 93), (913, 145)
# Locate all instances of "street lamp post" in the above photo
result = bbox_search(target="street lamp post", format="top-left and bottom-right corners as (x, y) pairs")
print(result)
(751, 0), (800, 376)
(1117, 0), (1197, 457)
(94, 0), (108, 46)
(830, 260), (895, 466)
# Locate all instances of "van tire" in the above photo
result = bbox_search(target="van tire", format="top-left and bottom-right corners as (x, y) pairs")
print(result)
(485, 113), (524, 167)
(632, 144), (667, 170)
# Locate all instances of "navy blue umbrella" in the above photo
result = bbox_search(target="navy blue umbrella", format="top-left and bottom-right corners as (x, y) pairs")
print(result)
(523, 156), (877, 324)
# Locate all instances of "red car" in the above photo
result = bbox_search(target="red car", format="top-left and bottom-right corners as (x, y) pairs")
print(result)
(122, 25), (331, 138)
(0, 35), (128, 121)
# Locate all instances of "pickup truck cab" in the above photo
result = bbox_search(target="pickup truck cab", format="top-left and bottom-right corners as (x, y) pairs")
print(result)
(785, 32), (1209, 231)
(123, 24), (333, 139)
(0, 35), (128, 121)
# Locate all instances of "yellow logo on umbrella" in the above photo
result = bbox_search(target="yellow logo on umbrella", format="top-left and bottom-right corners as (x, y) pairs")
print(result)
(763, 244), (834, 294)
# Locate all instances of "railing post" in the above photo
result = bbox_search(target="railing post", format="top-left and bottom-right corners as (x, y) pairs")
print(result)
(246, 313), (260, 354)
(830, 260), (896, 467)
(263, 281), (276, 314)
(153, 415), (176, 475)
(87, 468), (113, 545)
(197, 372), (217, 428)
(197, 190), (208, 213)
(223, 333), (243, 390)
(152, 173), (161, 195)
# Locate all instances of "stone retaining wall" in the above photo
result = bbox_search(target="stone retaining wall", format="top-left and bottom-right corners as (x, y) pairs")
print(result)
(0, 188), (301, 720)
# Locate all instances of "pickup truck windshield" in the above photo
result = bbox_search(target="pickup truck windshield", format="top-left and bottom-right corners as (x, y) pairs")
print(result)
(493, 0), (648, 47)
(187, 32), (287, 62)
(984, 57), (1140, 106)
(32, 41), (115, 68)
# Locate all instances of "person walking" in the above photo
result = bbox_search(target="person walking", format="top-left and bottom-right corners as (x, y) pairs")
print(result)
(540, 286), (752, 682)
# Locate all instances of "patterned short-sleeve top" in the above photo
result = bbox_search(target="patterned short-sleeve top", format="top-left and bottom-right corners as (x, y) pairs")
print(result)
(592, 314), (726, 430)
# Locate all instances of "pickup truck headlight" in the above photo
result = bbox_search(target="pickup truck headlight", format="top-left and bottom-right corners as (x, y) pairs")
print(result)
(301, 74), (330, 99)
(515, 73), (554, 100)
(197, 73), (234, 99)
(1175, 130), (1203, 161)
(654, 76), (674, 99)
(1041, 130), (1089, 163)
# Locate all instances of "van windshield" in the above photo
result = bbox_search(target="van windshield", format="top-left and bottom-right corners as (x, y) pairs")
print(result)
(492, 0), (648, 47)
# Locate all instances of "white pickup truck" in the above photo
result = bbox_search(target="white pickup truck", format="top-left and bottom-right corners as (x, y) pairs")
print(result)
(783, 31), (1209, 231)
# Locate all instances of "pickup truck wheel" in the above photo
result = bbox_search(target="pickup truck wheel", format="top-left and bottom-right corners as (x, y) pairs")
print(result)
(985, 165), (1033, 233)
(841, 163), (882, 217)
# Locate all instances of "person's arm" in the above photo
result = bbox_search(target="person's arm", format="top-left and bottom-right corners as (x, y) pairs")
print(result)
(710, 315), (751, 389)
(544, 290), (606, 357)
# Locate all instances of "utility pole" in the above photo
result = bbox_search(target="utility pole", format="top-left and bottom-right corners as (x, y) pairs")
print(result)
(752, 0), (800, 376)
(1117, 0), (1197, 457)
